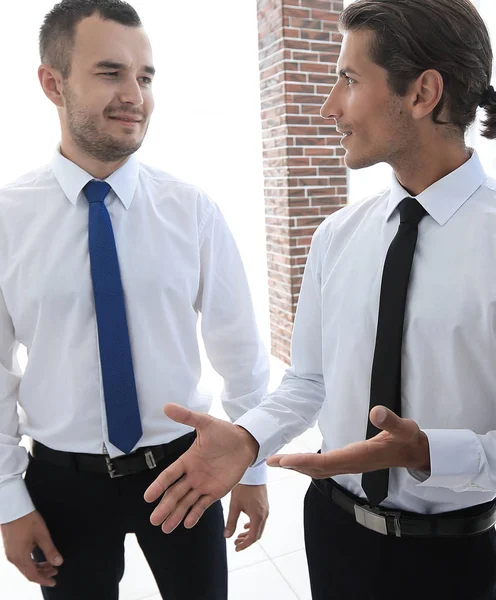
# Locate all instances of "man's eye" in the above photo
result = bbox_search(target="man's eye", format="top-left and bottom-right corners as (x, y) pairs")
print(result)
(139, 77), (152, 85)
(346, 76), (355, 85)
(101, 72), (119, 77)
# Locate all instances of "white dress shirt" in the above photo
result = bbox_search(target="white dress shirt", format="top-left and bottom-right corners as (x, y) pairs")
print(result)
(237, 150), (496, 515)
(0, 150), (269, 524)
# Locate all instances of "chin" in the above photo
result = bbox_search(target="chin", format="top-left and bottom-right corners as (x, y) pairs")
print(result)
(344, 152), (381, 170)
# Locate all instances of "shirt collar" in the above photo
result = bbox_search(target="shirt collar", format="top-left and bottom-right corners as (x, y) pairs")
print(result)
(50, 148), (140, 210)
(386, 150), (487, 226)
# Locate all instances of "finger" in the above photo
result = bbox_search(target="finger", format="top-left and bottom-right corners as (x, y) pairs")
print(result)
(235, 532), (257, 551)
(224, 503), (241, 539)
(183, 495), (215, 529)
(268, 457), (319, 477)
(266, 454), (287, 468)
(237, 516), (263, 550)
(34, 560), (58, 570)
(277, 452), (325, 470)
(15, 555), (57, 587)
(370, 406), (413, 438)
(161, 489), (201, 534)
(144, 459), (187, 503)
(149, 476), (191, 526)
(35, 564), (58, 578)
(164, 404), (213, 431)
(36, 531), (63, 568)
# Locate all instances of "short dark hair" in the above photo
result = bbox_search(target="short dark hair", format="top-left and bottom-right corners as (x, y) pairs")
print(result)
(39, 0), (142, 80)
(339, 0), (496, 140)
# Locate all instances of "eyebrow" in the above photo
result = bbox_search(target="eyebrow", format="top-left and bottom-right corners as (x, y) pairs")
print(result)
(94, 60), (156, 76)
(336, 67), (360, 77)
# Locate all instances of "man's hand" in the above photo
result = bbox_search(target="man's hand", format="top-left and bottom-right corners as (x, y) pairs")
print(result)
(225, 484), (269, 552)
(144, 403), (260, 533)
(1, 510), (63, 588)
(267, 406), (430, 478)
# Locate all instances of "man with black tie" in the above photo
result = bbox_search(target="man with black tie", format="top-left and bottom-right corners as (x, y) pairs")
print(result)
(145, 1), (496, 598)
(0, 1), (270, 598)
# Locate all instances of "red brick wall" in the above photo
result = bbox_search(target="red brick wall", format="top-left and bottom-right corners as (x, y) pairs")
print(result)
(257, 0), (347, 364)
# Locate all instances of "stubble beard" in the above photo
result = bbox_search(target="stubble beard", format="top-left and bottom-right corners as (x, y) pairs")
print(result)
(346, 96), (415, 171)
(64, 88), (146, 163)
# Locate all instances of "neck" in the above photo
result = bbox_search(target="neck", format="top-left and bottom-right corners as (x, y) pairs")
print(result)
(59, 138), (130, 180)
(391, 136), (471, 197)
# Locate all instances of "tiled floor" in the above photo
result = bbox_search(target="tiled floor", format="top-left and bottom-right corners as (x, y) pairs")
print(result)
(1, 356), (322, 599)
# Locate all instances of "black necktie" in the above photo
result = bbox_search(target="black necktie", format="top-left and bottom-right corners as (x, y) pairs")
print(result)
(361, 197), (427, 506)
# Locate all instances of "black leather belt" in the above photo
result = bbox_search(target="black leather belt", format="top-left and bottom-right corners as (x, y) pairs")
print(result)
(30, 431), (196, 479)
(313, 477), (496, 538)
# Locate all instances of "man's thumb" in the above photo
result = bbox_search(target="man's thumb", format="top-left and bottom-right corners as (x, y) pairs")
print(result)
(369, 406), (405, 436)
(164, 403), (210, 430)
(224, 506), (240, 539)
(36, 529), (63, 567)
(370, 406), (388, 428)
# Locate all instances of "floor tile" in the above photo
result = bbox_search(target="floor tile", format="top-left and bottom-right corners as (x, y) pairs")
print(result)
(228, 559), (298, 600)
(227, 537), (270, 573)
(273, 550), (312, 600)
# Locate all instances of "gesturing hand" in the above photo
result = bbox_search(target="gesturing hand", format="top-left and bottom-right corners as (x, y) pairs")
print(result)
(144, 404), (260, 534)
(267, 406), (431, 478)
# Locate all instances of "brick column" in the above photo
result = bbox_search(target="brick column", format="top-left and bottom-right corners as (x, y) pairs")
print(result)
(257, 0), (347, 364)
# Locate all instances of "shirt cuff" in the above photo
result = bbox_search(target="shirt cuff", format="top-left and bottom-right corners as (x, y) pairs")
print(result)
(0, 475), (35, 524)
(416, 429), (481, 491)
(239, 462), (267, 485)
(235, 408), (285, 467)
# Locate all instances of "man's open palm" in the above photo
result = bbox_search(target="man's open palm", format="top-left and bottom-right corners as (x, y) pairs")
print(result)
(144, 404), (258, 534)
(266, 406), (430, 478)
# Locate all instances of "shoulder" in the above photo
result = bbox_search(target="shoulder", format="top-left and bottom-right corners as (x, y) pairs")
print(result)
(313, 188), (389, 246)
(0, 165), (55, 220)
(0, 165), (52, 201)
(137, 162), (216, 219)
(482, 175), (496, 194)
(138, 163), (210, 200)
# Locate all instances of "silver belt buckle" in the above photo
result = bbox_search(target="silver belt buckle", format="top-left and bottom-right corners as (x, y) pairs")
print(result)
(354, 505), (389, 535)
(105, 456), (125, 479)
(145, 450), (157, 470)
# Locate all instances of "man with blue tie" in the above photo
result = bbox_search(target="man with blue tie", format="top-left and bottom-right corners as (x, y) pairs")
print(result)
(0, 1), (269, 598)
(144, 1), (496, 599)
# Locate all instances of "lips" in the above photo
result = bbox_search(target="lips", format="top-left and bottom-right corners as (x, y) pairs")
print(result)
(108, 116), (142, 123)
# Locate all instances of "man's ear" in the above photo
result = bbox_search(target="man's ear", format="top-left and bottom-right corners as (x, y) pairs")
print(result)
(408, 69), (444, 122)
(38, 64), (65, 109)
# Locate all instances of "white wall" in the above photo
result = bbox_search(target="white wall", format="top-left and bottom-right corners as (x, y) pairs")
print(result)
(0, 0), (270, 347)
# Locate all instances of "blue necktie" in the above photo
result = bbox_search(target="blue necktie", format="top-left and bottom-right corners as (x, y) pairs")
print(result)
(84, 180), (143, 454)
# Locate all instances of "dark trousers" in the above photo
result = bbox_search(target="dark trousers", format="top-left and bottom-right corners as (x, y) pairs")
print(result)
(304, 481), (496, 600)
(24, 434), (227, 600)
